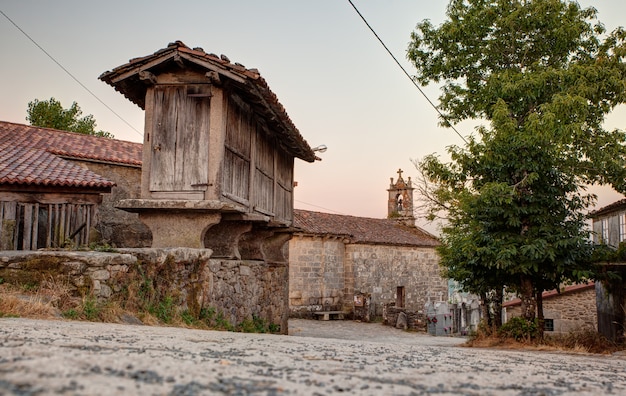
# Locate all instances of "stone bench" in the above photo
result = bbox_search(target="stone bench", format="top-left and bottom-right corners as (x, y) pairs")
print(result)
(314, 311), (346, 321)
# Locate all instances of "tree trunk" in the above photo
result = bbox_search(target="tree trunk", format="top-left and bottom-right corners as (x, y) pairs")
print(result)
(493, 287), (503, 329)
(536, 290), (544, 340)
(519, 275), (536, 321)
(480, 292), (492, 332)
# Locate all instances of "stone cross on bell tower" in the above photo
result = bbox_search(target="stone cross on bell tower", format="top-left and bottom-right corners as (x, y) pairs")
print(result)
(387, 168), (415, 225)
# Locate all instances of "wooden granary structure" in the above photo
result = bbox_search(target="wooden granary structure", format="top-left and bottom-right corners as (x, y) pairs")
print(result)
(99, 41), (316, 253)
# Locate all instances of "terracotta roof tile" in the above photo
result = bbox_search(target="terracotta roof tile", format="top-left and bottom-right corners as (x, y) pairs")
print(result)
(590, 198), (626, 218)
(293, 209), (439, 247)
(0, 121), (143, 188)
(0, 121), (142, 166)
(502, 282), (595, 308)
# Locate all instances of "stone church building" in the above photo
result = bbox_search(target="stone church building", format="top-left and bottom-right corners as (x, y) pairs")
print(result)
(289, 170), (448, 318)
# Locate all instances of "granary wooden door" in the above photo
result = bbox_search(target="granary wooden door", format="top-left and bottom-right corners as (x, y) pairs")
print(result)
(149, 84), (210, 192)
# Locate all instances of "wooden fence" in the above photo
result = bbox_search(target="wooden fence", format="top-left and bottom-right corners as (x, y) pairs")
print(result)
(0, 201), (96, 250)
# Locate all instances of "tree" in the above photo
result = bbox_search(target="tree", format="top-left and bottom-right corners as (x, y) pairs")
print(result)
(26, 97), (114, 138)
(408, 0), (626, 329)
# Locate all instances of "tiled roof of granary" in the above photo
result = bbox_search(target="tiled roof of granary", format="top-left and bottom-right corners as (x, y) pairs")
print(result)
(99, 40), (316, 163)
(0, 121), (142, 188)
(293, 209), (439, 247)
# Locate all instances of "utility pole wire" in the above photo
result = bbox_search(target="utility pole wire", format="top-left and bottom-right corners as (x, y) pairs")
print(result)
(346, 0), (468, 144)
(0, 9), (143, 138)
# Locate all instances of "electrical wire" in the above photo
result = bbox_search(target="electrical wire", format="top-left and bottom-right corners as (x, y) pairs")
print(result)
(295, 200), (347, 215)
(347, 0), (468, 144)
(0, 9), (143, 138)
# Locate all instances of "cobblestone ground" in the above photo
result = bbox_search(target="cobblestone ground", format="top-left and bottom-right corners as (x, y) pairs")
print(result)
(1, 318), (625, 395)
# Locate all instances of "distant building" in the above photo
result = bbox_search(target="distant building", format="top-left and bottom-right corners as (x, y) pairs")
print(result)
(503, 283), (597, 334)
(590, 198), (626, 247)
(589, 199), (626, 342)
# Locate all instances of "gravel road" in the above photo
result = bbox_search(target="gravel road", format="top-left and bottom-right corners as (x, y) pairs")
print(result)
(1, 317), (625, 395)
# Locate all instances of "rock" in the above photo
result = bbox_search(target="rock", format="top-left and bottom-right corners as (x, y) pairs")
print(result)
(396, 311), (408, 330)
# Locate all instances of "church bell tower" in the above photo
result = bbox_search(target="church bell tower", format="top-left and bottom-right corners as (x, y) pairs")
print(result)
(387, 169), (415, 225)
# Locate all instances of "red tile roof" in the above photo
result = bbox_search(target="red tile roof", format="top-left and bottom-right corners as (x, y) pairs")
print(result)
(0, 121), (142, 166)
(99, 40), (316, 162)
(293, 209), (439, 247)
(590, 198), (626, 218)
(502, 282), (595, 308)
(0, 121), (142, 189)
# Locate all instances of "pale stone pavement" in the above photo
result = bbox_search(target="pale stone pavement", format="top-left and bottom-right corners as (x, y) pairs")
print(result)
(1, 317), (625, 395)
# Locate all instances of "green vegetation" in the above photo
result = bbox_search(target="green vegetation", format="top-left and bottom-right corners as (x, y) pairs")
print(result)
(409, 0), (626, 334)
(26, 97), (114, 138)
(499, 317), (539, 342)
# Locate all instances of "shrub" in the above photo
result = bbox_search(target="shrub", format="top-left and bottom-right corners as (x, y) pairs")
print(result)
(499, 317), (539, 342)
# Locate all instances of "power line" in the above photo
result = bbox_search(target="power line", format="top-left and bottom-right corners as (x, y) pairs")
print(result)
(295, 200), (347, 215)
(346, 0), (468, 144)
(0, 9), (143, 138)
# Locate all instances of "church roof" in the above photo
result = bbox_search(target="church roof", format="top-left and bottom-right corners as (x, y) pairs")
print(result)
(293, 209), (439, 247)
(99, 40), (316, 162)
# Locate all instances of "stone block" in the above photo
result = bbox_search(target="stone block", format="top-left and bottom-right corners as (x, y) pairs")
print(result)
(89, 269), (110, 281)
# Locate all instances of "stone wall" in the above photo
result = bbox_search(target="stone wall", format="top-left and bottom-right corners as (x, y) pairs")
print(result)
(382, 304), (427, 332)
(0, 248), (288, 333)
(288, 237), (447, 319)
(348, 244), (447, 317)
(71, 161), (151, 248)
(505, 287), (597, 334)
(288, 236), (346, 316)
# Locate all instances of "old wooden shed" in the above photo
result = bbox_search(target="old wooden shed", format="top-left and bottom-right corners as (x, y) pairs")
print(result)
(0, 123), (128, 250)
(99, 41), (316, 250)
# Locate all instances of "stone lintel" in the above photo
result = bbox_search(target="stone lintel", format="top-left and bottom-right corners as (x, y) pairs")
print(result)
(116, 199), (246, 213)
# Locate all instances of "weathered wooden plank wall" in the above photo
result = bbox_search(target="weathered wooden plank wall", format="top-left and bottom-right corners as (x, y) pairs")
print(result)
(276, 151), (294, 222)
(223, 95), (252, 204)
(254, 130), (275, 216)
(0, 201), (95, 250)
(150, 85), (210, 193)
(222, 93), (295, 224)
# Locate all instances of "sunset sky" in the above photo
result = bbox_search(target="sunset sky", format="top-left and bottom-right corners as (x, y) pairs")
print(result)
(1, 1), (624, 234)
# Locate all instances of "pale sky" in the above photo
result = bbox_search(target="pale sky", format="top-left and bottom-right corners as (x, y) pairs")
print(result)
(1, 1), (625, 234)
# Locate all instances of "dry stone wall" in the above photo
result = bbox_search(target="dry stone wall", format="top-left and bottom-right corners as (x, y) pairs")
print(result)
(383, 304), (427, 332)
(0, 248), (288, 333)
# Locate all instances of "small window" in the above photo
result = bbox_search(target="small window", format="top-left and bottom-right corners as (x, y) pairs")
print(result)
(544, 319), (554, 332)
(619, 214), (626, 243)
(602, 218), (609, 244)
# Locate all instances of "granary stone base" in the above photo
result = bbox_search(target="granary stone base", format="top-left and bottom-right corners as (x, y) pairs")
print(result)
(0, 248), (289, 334)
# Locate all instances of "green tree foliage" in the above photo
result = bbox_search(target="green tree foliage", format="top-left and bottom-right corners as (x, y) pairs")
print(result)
(408, 0), (626, 325)
(26, 97), (114, 138)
